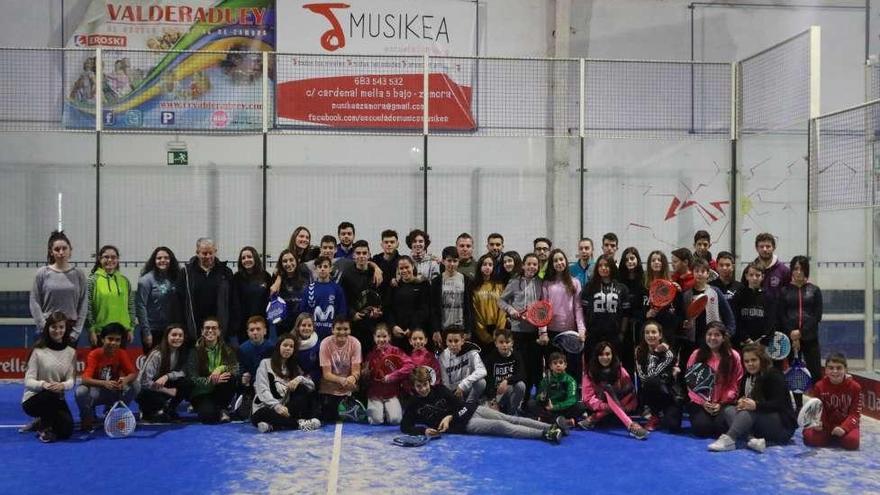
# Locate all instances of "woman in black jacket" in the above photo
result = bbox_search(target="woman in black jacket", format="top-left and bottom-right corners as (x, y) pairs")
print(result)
(707, 343), (796, 452)
(385, 256), (430, 351)
(777, 256), (823, 383)
(231, 246), (271, 344)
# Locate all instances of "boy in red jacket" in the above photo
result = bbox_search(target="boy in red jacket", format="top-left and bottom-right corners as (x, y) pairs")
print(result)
(802, 353), (862, 450)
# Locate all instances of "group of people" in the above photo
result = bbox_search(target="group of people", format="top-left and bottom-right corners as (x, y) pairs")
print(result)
(22, 224), (861, 452)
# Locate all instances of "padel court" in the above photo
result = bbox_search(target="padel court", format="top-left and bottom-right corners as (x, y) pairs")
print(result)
(1, 382), (878, 494)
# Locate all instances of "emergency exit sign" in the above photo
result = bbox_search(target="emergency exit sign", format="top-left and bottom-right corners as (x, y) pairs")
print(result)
(167, 150), (188, 165)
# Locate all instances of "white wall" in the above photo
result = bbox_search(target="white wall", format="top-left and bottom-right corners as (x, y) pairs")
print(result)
(0, 0), (868, 289)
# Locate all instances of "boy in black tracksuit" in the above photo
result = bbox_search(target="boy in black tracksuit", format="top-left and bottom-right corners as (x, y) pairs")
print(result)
(483, 328), (527, 414)
(401, 367), (563, 442)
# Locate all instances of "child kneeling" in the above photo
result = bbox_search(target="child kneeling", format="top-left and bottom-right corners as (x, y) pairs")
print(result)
(364, 324), (414, 425)
(802, 353), (861, 450)
(401, 367), (564, 444)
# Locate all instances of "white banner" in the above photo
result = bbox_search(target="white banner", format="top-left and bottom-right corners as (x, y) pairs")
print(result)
(277, 0), (476, 56)
(276, 0), (477, 130)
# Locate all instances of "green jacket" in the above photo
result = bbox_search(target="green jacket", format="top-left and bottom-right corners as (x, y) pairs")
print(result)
(538, 371), (578, 411)
(186, 340), (240, 397)
(87, 268), (135, 333)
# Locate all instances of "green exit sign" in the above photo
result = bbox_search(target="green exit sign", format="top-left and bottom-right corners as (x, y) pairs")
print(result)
(167, 150), (188, 165)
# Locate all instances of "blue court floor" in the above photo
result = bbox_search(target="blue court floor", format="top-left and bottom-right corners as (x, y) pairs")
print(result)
(2, 382), (878, 494)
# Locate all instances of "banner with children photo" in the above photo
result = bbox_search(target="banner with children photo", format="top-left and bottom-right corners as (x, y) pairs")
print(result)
(63, 0), (274, 130)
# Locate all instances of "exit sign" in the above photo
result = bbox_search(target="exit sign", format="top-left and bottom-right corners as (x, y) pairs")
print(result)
(167, 150), (188, 165)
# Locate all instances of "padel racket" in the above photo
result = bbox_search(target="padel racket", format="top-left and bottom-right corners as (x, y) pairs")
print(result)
(552, 331), (584, 354)
(104, 397), (136, 438)
(785, 358), (812, 394)
(798, 397), (823, 428)
(356, 289), (383, 314)
(373, 354), (405, 381)
(522, 300), (553, 327)
(420, 365), (438, 386)
(649, 279), (677, 310)
(686, 293), (708, 319)
(685, 362), (716, 401)
(767, 331), (792, 360)
(266, 296), (288, 324)
(392, 434), (438, 447)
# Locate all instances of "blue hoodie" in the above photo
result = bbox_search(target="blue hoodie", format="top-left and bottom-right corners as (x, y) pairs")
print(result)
(298, 280), (348, 339)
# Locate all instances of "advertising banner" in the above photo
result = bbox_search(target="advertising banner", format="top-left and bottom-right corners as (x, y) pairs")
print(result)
(63, 0), (274, 130)
(275, 0), (477, 130)
(0, 347), (144, 379)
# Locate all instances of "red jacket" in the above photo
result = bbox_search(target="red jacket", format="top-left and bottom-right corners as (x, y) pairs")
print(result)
(365, 344), (414, 400)
(813, 376), (862, 433)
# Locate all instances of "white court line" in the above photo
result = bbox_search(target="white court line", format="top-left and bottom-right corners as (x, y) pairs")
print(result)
(0, 425), (24, 428)
(326, 421), (343, 495)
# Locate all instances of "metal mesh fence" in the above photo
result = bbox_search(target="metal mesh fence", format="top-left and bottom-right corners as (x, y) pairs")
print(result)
(809, 101), (878, 211)
(94, 49), (265, 133)
(585, 60), (731, 139)
(0, 48), (84, 132)
(738, 30), (811, 134)
(869, 62), (880, 101)
(265, 134), (424, 258)
(429, 57), (579, 137)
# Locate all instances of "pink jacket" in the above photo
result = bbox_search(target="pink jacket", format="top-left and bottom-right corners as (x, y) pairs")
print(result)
(402, 347), (443, 395)
(542, 279), (585, 336)
(686, 349), (743, 405)
(581, 366), (637, 413)
(365, 344), (414, 400)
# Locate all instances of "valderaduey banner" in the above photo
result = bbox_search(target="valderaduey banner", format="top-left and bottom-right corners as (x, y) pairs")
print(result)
(63, 0), (274, 130)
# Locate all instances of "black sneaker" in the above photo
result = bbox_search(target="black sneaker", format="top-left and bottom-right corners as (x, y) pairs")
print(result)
(543, 425), (563, 444)
(555, 416), (571, 436)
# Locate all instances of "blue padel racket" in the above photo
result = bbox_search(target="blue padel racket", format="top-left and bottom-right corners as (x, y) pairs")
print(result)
(266, 296), (288, 324)
(785, 358), (812, 394)
(552, 331), (584, 354)
(767, 331), (792, 360)
(393, 434), (439, 447)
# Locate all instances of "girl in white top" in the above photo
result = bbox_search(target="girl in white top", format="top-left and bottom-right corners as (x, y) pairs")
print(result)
(252, 333), (321, 433)
(22, 311), (77, 442)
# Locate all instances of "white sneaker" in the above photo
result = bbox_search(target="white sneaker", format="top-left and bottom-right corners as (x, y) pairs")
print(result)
(298, 418), (322, 431)
(746, 437), (766, 453)
(798, 397), (823, 428)
(708, 434), (736, 452)
(257, 422), (272, 433)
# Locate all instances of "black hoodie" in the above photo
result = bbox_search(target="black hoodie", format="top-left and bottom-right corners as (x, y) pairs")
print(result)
(400, 385), (478, 435)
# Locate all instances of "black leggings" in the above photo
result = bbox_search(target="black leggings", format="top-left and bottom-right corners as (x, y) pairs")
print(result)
(22, 390), (74, 440)
(191, 381), (236, 424)
(136, 378), (191, 417)
(689, 403), (734, 438)
(513, 332), (541, 398)
(639, 379), (683, 432)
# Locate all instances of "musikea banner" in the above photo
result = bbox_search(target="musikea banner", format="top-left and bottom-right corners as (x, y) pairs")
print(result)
(63, 0), (274, 130)
(276, 0), (477, 130)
